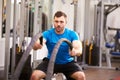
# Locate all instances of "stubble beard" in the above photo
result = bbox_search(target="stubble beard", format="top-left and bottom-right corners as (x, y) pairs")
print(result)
(55, 26), (64, 34)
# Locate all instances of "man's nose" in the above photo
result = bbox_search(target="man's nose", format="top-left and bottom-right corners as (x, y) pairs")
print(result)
(57, 22), (61, 25)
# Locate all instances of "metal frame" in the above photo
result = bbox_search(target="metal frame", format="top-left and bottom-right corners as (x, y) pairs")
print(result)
(4, 0), (33, 80)
(4, 0), (11, 80)
(19, 0), (25, 48)
(82, 0), (91, 66)
(0, 0), (2, 39)
(32, 0), (43, 69)
(47, 0), (53, 29)
(98, 2), (120, 68)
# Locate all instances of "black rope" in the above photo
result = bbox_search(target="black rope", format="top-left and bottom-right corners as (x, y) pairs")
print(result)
(11, 33), (72, 80)
(12, 32), (42, 80)
(45, 38), (72, 80)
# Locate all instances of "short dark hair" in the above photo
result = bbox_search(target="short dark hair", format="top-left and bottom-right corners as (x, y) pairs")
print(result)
(54, 11), (67, 18)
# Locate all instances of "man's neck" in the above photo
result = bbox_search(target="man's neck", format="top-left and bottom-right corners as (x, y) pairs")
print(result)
(55, 29), (65, 34)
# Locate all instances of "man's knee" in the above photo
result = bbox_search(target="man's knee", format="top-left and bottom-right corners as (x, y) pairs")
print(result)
(30, 70), (46, 80)
(71, 71), (86, 80)
(79, 72), (86, 80)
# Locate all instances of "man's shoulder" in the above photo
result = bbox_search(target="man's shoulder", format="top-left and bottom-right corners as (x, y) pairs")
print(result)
(48, 28), (54, 32)
(65, 28), (79, 38)
(44, 28), (54, 33)
(65, 28), (76, 33)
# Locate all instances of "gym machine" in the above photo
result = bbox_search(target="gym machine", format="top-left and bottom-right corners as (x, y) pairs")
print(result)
(101, 2), (120, 69)
(98, 1), (120, 69)
(4, 0), (42, 80)
(82, 0), (120, 69)
(105, 27), (120, 70)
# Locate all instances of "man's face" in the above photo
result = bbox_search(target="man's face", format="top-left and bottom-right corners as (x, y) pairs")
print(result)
(53, 16), (67, 34)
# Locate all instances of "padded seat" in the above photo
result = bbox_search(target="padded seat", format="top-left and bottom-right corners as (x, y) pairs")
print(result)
(105, 42), (120, 69)
(110, 52), (120, 56)
(105, 42), (115, 48)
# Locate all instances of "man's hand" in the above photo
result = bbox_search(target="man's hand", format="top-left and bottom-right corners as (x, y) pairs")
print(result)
(70, 48), (81, 56)
(69, 40), (82, 56)
(33, 39), (43, 50)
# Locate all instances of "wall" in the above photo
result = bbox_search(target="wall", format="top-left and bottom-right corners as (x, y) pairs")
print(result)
(52, 0), (74, 29)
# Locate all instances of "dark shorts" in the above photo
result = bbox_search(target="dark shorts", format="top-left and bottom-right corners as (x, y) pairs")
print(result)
(36, 57), (83, 79)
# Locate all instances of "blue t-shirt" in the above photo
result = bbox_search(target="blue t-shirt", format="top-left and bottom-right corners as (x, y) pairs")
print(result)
(43, 28), (79, 64)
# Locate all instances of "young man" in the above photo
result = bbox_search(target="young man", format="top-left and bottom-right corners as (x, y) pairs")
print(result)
(30, 11), (86, 80)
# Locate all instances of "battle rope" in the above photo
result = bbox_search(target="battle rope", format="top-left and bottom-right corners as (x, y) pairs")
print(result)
(12, 32), (42, 80)
(11, 32), (72, 80)
(45, 38), (73, 80)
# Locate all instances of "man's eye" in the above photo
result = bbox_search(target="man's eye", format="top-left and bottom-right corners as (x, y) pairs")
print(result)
(60, 21), (64, 23)
(55, 21), (64, 23)
(55, 21), (59, 23)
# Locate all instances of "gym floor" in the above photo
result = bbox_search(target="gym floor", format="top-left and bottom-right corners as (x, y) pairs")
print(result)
(84, 61), (120, 80)
(84, 67), (120, 80)
(0, 61), (120, 80)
